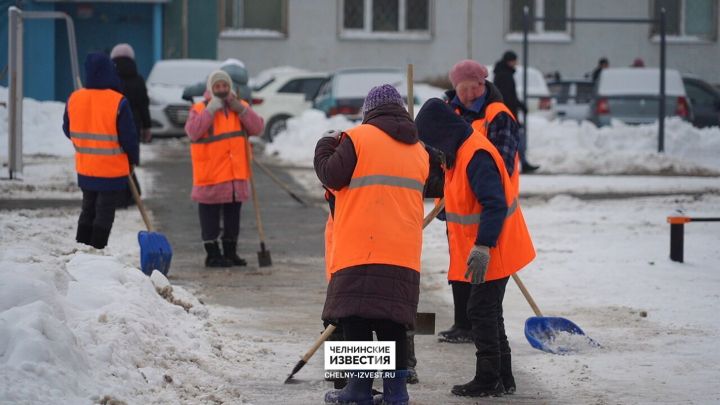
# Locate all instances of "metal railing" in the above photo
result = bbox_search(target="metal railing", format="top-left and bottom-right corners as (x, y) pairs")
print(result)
(6, 6), (81, 179)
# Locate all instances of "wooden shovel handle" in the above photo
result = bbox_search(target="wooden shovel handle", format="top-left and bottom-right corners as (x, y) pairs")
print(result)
(245, 137), (267, 243)
(511, 273), (543, 317)
(128, 173), (153, 232)
(423, 198), (445, 229)
(302, 324), (336, 362)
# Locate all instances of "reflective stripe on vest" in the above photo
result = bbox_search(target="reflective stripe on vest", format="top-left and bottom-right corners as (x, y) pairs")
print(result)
(189, 101), (250, 186)
(444, 130), (535, 282)
(349, 174), (424, 192)
(330, 124), (429, 274)
(190, 130), (247, 144)
(67, 89), (129, 178)
(445, 198), (518, 225)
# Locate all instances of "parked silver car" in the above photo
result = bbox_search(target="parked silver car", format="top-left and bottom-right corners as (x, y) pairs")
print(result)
(548, 79), (594, 121)
(589, 68), (692, 127)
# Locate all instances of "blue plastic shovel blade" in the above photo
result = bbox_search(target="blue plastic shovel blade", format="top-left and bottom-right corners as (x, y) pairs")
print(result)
(524, 316), (600, 354)
(138, 230), (173, 276)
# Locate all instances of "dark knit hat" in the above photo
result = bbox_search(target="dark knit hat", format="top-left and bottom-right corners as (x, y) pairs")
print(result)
(449, 60), (489, 88)
(415, 98), (472, 159)
(362, 84), (405, 116)
(502, 50), (518, 63)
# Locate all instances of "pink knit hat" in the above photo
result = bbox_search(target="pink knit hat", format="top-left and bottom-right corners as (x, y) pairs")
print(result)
(449, 59), (488, 88)
(110, 43), (135, 60)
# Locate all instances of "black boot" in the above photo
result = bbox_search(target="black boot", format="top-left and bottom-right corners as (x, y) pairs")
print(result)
(204, 241), (232, 268)
(406, 332), (419, 384)
(222, 239), (247, 266)
(451, 357), (504, 397)
(500, 352), (516, 394)
(521, 162), (540, 174)
(76, 223), (93, 245)
(438, 325), (473, 343)
(90, 226), (111, 249)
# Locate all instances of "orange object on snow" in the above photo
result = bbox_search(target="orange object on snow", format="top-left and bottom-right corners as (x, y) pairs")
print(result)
(328, 124), (429, 275)
(444, 130), (535, 282)
(189, 100), (251, 186)
(68, 89), (130, 178)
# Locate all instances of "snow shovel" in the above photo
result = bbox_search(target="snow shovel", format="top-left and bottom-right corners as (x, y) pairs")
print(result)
(512, 274), (599, 354)
(128, 174), (172, 276)
(284, 200), (444, 383)
(253, 159), (308, 206)
(244, 136), (272, 267)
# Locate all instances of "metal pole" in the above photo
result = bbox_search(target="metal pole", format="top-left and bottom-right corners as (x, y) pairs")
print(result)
(8, 6), (23, 179)
(182, 0), (189, 58)
(64, 14), (82, 90)
(659, 8), (666, 153)
(522, 6), (529, 149)
(466, 0), (472, 59)
(669, 223), (684, 262)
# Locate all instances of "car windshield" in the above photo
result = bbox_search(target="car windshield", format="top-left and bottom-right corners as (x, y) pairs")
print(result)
(148, 61), (220, 86)
(335, 71), (404, 98)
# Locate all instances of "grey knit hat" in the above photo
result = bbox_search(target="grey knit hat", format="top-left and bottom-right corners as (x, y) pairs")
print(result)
(110, 43), (135, 60)
(362, 84), (404, 116)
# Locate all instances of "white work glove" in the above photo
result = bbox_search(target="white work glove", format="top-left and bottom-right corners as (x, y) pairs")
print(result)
(206, 96), (224, 115)
(226, 92), (246, 114)
(465, 245), (491, 284)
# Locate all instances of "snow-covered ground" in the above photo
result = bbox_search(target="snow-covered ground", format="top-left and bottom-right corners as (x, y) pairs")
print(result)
(2, 89), (720, 404)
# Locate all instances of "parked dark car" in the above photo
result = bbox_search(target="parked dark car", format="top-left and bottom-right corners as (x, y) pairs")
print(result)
(548, 79), (594, 121)
(683, 76), (720, 128)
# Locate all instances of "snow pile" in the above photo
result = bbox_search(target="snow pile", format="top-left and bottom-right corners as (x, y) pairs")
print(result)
(0, 87), (73, 159)
(528, 116), (720, 174)
(541, 331), (601, 355)
(263, 101), (720, 175)
(265, 109), (354, 166)
(0, 209), (245, 404)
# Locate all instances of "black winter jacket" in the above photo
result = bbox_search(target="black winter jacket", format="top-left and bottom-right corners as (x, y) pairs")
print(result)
(492, 61), (524, 119)
(113, 56), (151, 132)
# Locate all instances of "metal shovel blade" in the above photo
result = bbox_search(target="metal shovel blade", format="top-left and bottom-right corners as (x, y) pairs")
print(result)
(524, 316), (600, 354)
(257, 242), (272, 267)
(138, 230), (173, 276)
(414, 312), (436, 335)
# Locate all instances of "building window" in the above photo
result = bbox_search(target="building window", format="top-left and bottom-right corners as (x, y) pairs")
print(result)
(221, 0), (287, 38)
(652, 0), (717, 41)
(507, 0), (572, 42)
(340, 0), (432, 40)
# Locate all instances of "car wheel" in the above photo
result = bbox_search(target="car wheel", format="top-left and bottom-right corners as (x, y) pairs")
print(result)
(263, 115), (291, 143)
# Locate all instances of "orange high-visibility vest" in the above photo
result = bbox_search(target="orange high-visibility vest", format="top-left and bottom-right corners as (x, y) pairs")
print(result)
(330, 124), (429, 274)
(444, 129), (535, 282)
(456, 102), (521, 194)
(67, 89), (130, 178)
(190, 101), (250, 186)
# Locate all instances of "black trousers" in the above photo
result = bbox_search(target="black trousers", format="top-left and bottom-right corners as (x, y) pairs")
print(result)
(79, 190), (123, 230)
(341, 316), (408, 371)
(198, 202), (242, 241)
(467, 277), (511, 360)
(450, 281), (472, 330)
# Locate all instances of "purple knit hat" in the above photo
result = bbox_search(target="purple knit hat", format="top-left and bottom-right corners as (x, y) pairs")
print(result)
(362, 84), (404, 116)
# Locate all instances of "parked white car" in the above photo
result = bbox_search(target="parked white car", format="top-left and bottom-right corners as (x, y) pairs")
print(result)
(487, 65), (556, 120)
(251, 71), (329, 141)
(147, 59), (222, 137)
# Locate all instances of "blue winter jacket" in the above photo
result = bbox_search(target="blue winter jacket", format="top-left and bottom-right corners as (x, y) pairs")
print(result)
(63, 52), (139, 191)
